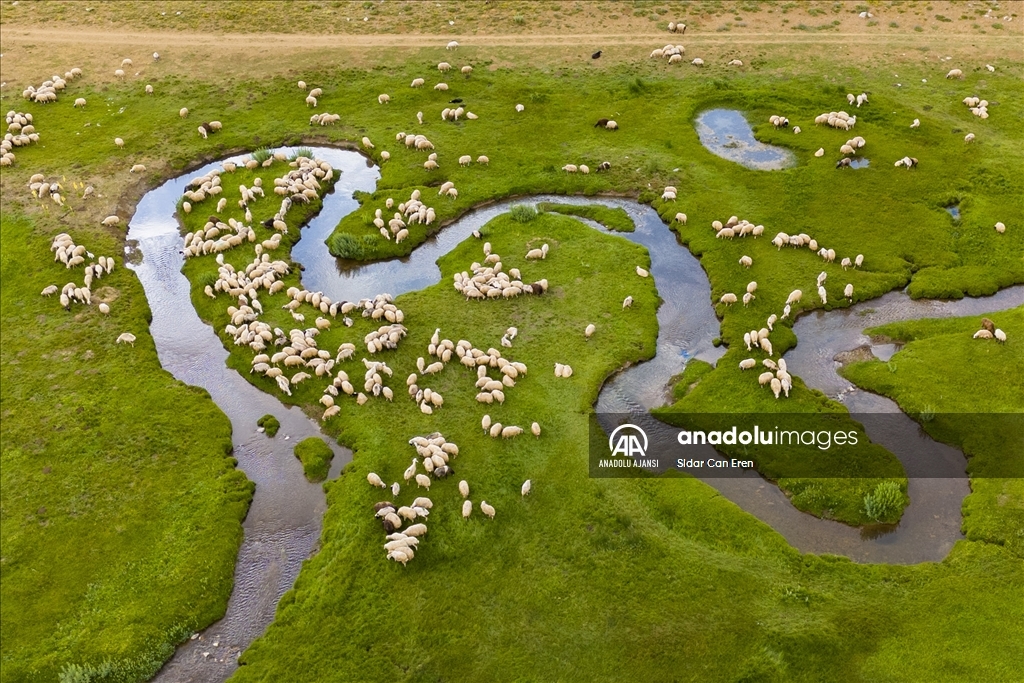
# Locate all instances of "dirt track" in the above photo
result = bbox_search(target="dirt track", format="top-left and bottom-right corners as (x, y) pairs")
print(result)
(3, 23), (1019, 86)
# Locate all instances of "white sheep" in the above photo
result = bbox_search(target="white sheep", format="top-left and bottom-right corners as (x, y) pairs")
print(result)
(636, 266), (649, 278)
(367, 472), (386, 488)
(461, 65), (473, 75)
(739, 255), (752, 268)
(521, 480), (532, 496)
(515, 104), (525, 113)
(965, 133), (975, 143)
(585, 323), (596, 339)
(994, 329), (1007, 343)
(116, 332), (136, 346)
(995, 222), (1006, 234)
(74, 98), (87, 108)
(623, 295), (633, 309)
(434, 82), (449, 91)
(844, 283), (854, 300)
(459, 155), (472, 166)
(719, 293), (737, 306)
(362, 136), (374, 149)
(739, 358), (756, 371)
(446, 41), (459, 50)
(378, 93), (391, 104)
(946, 68), (964, 79)
(462, 500), (473, 519)
(415, 473), (431, 489)
(480, 501), (496, 519)
(910, 118), (920, 128)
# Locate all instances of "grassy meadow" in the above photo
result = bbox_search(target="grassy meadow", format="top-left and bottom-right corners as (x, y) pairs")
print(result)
(0, 12), (1022, 683)
(841, 306), (1024, 557)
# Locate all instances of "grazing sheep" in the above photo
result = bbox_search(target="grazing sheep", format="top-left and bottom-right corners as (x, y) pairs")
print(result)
(415, 473), (432, 489)
(636, 266), (649, 278)
(739, 255), (752, 268)
(719, 293), (738, 306)
(446, 41), (459, 50)
(114, 69), (125, 79)
(786, 289), (802, 305)
(995, 222), (1006, 234)
(378, 93), (391, 104)
(691, 58), (704, 66)
(994, 329), (1007, 343)
(116, 332), (136, 346)
(964, 133), (975, 143)
(362, 137), (374, 149)
(910, 118), (920, 128)
(461, 65), (473, 75)
(522, 480), (532, 496)
(434, 83), (449, 91)
(515, 104), (525, 113)
(946, 69), (964, 79)
(480, 501), (495, 519)
(973, 329), (993, 339)
(844, 283), (854, 300)
(462, 500), (473, 519)
(728, 59), (743, 66)
(130, 164), (146, 173)
(622, 295), (633, 309)
(114, 137), (125, 149)
(739, 358), (756, 371)
(74, 98), (87, 108)
(411, 77), (425, 88)
(98, 303), (111, 315)
(814, 148), (825, 157)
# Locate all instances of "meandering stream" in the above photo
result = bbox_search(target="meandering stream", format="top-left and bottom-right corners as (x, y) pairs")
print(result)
(129, 147), (1021, 681)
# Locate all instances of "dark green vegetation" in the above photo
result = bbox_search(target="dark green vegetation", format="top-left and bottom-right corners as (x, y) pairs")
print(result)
(537, 202), (635, 231)
(841, 306), (1024, 556)
(293, 438), (334, 483)
(257, 414), (280, 437)
(0, 216), (253, 682)
(1, 38), (1021, 683)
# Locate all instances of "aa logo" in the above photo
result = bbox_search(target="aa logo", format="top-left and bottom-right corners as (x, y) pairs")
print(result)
(608, 424), (648, 458)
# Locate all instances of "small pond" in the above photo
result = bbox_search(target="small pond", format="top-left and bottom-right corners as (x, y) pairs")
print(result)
(849, 157), (870, 168)
(694, 109), (796, 170)
(946, 205), (961, 219)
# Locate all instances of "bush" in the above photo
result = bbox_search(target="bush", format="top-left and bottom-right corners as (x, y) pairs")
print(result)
(289, 146), (314, 161)
(863, 481), (904, 523)
(251, 147), (272, 164)
(258, 414), (280, 437)
(328, 232), (379, 259)
(294, 437), (334, 482)
(508, 205), (538, 223)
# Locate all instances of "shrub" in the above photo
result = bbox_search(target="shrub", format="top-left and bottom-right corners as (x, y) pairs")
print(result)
(328, 232), (379, 259)
(294, 437), (334, 482)
(251, 147), (272, 164)
(863, 481), (904, 522)
(257, 414), (280, 437)
(508, 205), (538, 223)
(288, 146), (314, 161)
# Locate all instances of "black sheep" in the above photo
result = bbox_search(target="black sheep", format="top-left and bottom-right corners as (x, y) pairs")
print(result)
(594, 118), (609, 128)
(592, 50), (602, 59)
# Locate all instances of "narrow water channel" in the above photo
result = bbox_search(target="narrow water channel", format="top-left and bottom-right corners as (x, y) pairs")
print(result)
(130, 147), (1021, 680)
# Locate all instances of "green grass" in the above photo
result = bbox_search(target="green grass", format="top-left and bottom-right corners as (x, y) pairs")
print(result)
(840, 306), (1024, 556)
(0, 215), (253, 682)
(294, 438), (334, 483)
(257, 414), (280, 437)
(2, 43), (1023, 682)
(537, 202), (635, 231)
